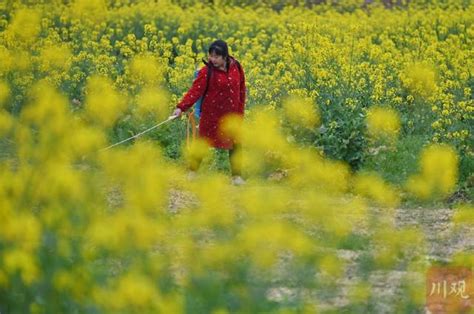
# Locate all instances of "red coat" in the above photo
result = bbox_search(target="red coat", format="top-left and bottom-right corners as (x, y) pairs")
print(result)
(177, 56), (246, 149)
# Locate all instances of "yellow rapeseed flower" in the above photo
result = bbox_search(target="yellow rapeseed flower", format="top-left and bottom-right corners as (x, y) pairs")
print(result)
(72, 0), (107, 22)
(93, 273), (159, 311)
(0, 110), (13, 136)
(366, 106), (400, 141)
(406, 144), (459, 199)
(400, 62), (437, 99)
(219, 113), (244, 144)
(38, 44), (72, 72)
(21, 81), (69, 134)
(3, 249), (39, 284)
(0, 81), (10, 106)
(6, 8), (41, 44)
(318, 253), (344, 278)
(282, 95), (320, 129)
(353, 172), (400, 208)
(453, 204), (474, 226)
(136, 86), (170, 120)
(129, 54), (164, 85)
(182, 137), (211, 172)
(1, 213), (41, 252)
(0, 47), (14, 73)
(85, 76), (126, 127)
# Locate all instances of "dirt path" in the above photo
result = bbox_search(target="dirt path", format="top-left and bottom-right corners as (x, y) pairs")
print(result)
(168, 188), (473, 313)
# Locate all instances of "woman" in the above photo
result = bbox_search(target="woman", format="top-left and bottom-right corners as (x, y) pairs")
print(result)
(173, 39), (246, 185)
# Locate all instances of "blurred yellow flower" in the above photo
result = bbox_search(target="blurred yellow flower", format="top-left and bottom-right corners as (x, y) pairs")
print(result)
(0, 48), (14, 73)
(353, 172), (400, 208)
(72, 0), (107, 21)
(0, 81), (10, 106)
(0, 2), (470, 312)
(93, 273), (159, 311)
(3, 249), (38, 284)
(38, 44), (72, 72)
(85, 76), (126, 127)
(406, 144), (459, 199)
(129, 54), (164, 85)
(2, 213), (41, 252)
(182, 137), (211, 172)
(219, 113), (244, 143)
(68, 121), (106, 155)
(6, 8), (41, 44)
(453, 204), (474, 226)
(282, 95), (320, 129)
(366, 106), (400, 140)
(21, 81), (69, 133)
(400, 62), (437, 99)
(318, 253), (343, 278)
(0, 110), (13, 136)
(348, 281), (371, 304)
(136, 86), (170, 120)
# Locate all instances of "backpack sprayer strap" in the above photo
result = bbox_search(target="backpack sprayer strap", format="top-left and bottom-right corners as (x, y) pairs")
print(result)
(185, 61), (211, 146)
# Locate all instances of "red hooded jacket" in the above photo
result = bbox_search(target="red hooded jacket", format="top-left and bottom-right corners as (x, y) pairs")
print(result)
(177, 56), (246, 149)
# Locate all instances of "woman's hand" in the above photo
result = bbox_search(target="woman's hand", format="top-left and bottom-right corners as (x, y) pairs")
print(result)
(172, 108), (182, 117)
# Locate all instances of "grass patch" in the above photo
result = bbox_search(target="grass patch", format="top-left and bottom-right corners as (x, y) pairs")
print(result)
(362, 135), (430, 186)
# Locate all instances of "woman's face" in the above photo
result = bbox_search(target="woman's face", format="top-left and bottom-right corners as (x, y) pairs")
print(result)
(208, 52), (226, 68)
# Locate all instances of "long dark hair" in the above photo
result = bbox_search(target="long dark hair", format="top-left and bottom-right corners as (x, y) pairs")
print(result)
(208, 39), (229, 59)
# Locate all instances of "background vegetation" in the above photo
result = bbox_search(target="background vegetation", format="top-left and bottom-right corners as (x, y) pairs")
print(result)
(0, 0), (472, 312)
